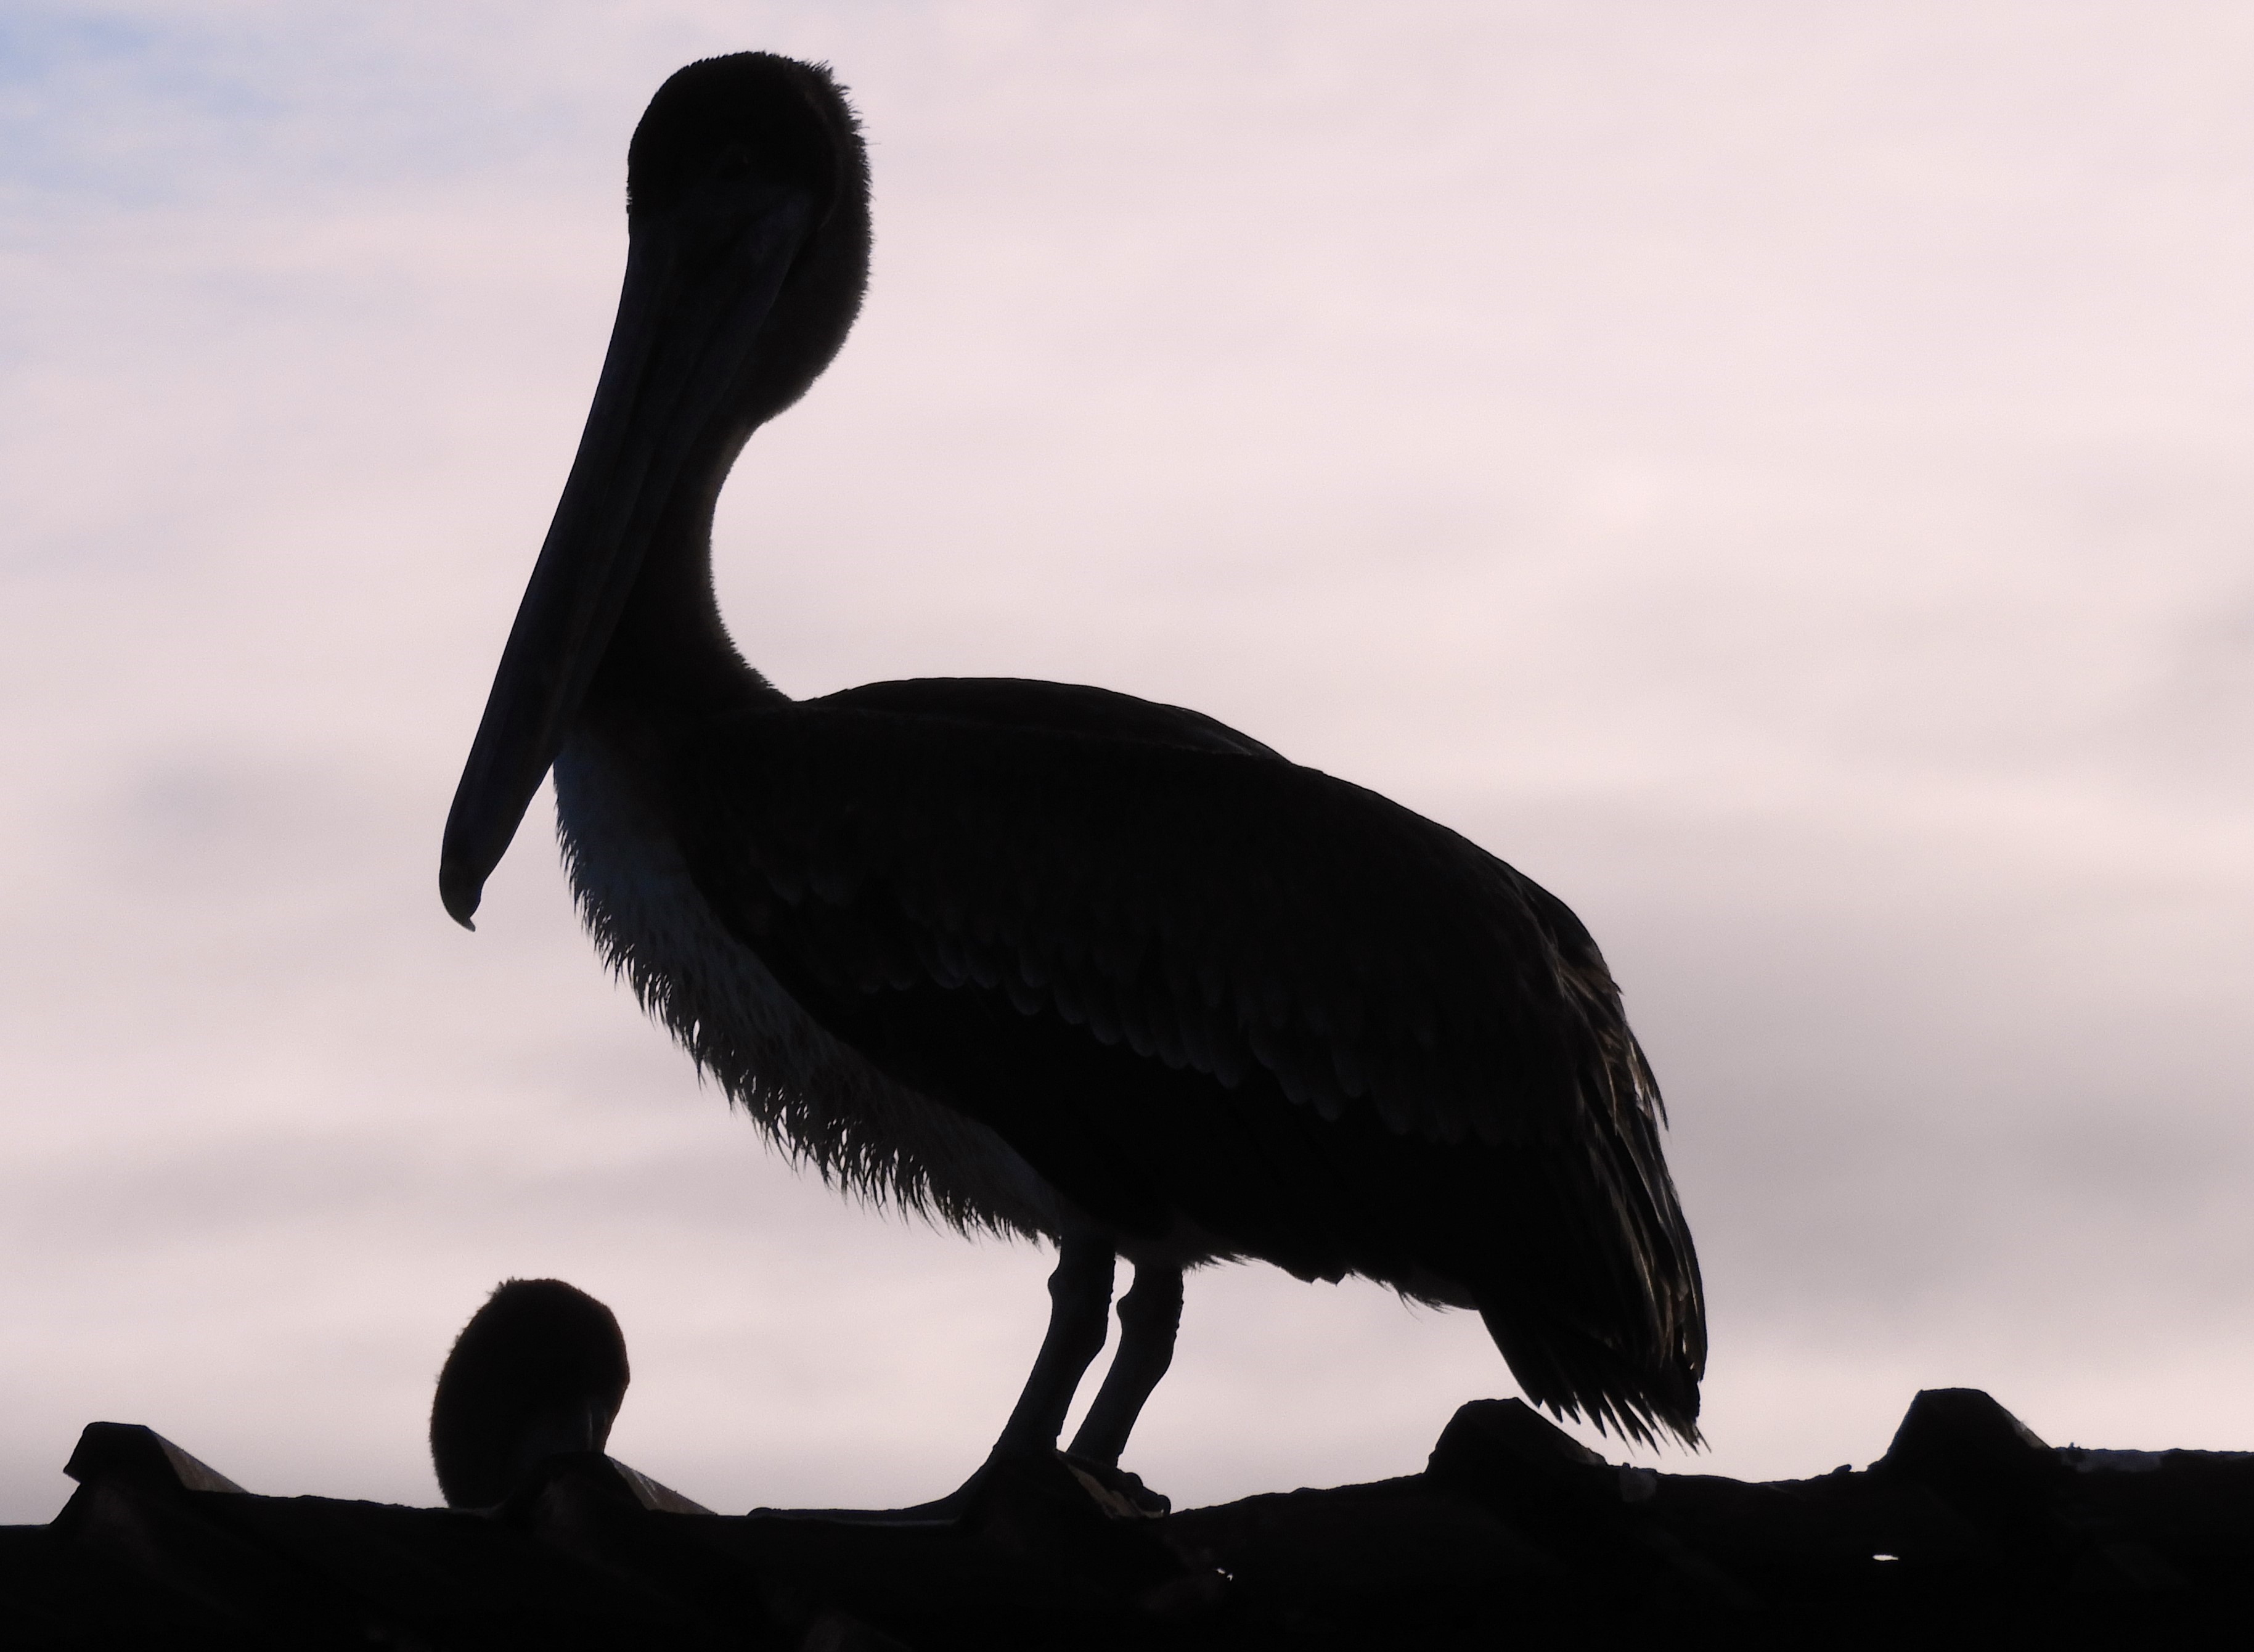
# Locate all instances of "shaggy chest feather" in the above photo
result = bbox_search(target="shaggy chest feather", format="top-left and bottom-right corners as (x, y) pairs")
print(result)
(549, 730), (1071, 1241)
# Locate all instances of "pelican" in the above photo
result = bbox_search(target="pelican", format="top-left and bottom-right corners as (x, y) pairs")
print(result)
(430, 1278), (629, 1508)
(440, 52), (1705, 1502)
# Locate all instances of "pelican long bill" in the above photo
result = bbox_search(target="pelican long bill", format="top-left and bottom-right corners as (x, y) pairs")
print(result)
(440, 189), (813, 927)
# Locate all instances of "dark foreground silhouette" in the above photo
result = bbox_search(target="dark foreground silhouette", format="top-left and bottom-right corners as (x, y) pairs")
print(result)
(9, 1386), (2250, 1648)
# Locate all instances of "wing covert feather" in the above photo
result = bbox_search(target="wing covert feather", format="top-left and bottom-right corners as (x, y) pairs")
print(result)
(683, 703), (1643, 1155)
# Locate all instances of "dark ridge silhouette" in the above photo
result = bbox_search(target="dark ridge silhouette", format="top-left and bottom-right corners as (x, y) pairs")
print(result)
(429, 1278), (629, 1508)
(436, 49), (1705, 1496)
(22, 1388), (2250, 1646)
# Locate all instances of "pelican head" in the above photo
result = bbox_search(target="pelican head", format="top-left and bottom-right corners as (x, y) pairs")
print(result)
(441, 53), (870, 928)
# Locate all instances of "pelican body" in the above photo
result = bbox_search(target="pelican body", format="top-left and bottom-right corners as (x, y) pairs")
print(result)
(442, 53), (1706, 1482)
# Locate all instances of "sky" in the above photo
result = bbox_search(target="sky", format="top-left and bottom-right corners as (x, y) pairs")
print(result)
(4, 0), (2253, 1523)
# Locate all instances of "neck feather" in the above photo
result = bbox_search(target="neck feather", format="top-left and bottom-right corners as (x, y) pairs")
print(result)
(581, 466), (782, 734)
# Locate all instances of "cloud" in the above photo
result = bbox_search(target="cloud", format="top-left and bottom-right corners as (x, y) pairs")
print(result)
(4, 1), (2253, 1522)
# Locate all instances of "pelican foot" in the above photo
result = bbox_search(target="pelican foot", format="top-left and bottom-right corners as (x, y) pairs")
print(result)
(973, 1446), (1169, 1523)
(1058, 1452), (1170, 1518)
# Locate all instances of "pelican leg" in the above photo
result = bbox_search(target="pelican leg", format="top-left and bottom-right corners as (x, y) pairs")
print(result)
(1065, 1261), (1185, 1467)
(993, 1230), (1116, 1455)
(817, 1233), (1116, 1523)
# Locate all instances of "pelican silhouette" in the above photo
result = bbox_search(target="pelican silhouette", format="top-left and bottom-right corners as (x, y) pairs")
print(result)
(430, 1278), (629, 1508)
(441, 52), (1705, 1502)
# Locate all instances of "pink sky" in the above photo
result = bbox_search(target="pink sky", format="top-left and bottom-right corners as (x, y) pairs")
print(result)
(4, 1), (2253, 1521)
